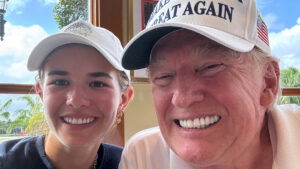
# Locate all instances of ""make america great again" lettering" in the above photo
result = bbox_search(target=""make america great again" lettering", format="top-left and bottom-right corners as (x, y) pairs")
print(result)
(147, 0), (244, 26)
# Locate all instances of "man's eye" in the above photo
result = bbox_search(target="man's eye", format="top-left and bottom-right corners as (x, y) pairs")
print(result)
(153, 74), (174, 87)
(196, 63), (225, 76)
(89, 81), (107, 88)
(206, 63), (224, 69)
(51, 80), (69, 86)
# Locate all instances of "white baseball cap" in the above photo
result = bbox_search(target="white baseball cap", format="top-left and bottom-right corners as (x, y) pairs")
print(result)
(27, 20), (130, 80)
(122, 0), (270, 70)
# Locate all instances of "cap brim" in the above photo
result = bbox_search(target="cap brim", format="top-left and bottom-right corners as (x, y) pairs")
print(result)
(122, 23), (255, 70)
(27, 33), (125, 72)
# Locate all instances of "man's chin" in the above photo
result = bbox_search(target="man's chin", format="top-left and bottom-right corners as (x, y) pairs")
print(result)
(172, 142), (221, 167)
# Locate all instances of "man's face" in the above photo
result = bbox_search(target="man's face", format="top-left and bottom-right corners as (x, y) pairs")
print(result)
(149, 30), (269, 167)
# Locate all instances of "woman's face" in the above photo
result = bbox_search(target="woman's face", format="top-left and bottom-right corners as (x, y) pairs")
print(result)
(36, 44), (125, 147)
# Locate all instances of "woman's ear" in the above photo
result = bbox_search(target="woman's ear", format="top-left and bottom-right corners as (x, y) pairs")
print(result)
(118, 86), (134, 115)
(260, 61), (280, 107)
(35, 82), (44, 100)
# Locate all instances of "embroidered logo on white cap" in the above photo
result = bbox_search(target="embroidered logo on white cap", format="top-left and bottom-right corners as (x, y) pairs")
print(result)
(122, 0), (270, 70)
(63, 21), (93, 37)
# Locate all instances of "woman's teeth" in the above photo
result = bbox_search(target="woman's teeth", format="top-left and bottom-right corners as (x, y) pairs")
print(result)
(178, 115), (220, 129)
(63, 117), (95, 125)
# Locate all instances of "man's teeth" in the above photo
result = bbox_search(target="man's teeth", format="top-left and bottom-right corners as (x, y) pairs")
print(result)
(63, 117), (95, 125)
(179, 115), (220, 129)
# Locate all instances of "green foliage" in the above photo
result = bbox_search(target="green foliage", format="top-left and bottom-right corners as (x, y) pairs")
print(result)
(7, 96), (37, 132)
(279, 67), (300, 105)
(0, 120), (10, 132)
(26, 111), (48, 136)
(0, 99), (12, 121)
(0, 134), (19, 136)
(0, 95), (48, 136)
(280, 67), (300, 88)
(0, 99), (12, 132)
(53, 0), (88, 29)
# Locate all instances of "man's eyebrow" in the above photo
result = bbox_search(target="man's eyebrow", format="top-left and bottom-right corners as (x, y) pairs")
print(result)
(89, 72), (112, 79)
(47, 70), (68, 76)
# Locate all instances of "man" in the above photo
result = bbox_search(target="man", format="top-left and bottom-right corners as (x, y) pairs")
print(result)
(119, 0), (300, 169)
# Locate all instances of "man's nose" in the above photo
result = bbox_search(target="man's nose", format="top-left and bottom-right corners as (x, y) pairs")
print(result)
(66, 85), (90, 109)
(171, 79), (205, 108)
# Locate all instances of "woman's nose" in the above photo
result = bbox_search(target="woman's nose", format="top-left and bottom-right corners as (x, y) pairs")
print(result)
(66, 85), (90, 109)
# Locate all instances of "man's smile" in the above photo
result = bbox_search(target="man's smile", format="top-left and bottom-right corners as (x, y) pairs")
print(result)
(175, 115), (221, 129)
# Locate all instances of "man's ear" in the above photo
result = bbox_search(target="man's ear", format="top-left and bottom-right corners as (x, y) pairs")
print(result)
(35, 82), (43, 100)
(260, 61), (280, 106)
(118, 86), (134, 115)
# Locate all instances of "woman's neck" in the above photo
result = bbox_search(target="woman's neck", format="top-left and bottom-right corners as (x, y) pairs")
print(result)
(44, 132), (101, 169)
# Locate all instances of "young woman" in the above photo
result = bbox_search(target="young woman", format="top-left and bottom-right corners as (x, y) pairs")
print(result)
(0, 20), (133, 169)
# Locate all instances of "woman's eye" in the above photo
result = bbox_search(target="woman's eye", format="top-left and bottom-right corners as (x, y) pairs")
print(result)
(89, 81), (107, 88)
(51, 79), (69, 86)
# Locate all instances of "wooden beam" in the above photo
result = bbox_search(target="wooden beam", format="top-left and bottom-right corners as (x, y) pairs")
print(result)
(89, 0), (100, 26)
(1, 82), (300, 146)
(90, 0), (125, 42)
(0, 84), (35, 94)
(282, 88), (300, 96)
(1, 84), (300, 96)
(89, 0), (126, 146)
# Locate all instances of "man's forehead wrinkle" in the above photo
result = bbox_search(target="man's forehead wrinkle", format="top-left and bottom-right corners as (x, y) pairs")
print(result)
(151, 44), (190, 66)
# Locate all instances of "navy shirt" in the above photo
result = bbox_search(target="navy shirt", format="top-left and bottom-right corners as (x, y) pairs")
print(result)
(0, 136), (122, 169)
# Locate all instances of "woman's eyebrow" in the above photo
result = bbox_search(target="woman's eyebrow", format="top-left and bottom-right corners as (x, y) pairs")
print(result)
(89, 72), (112, 79)
(47, 70), (68, 76)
